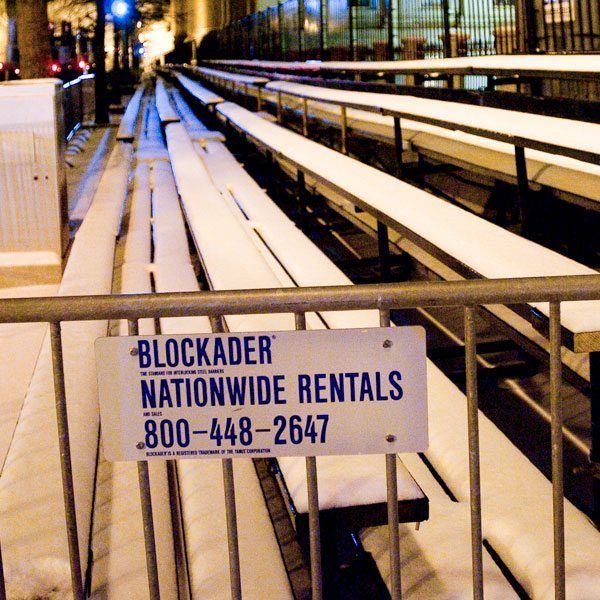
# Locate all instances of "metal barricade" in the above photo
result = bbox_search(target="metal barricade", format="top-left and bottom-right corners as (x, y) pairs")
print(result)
(62, 74), (95, 141)
(1, 274), (599, 599)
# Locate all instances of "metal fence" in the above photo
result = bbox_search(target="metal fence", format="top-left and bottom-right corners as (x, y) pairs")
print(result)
(209, 0), (599, 60)
(62, 74), (95, 141)
(0, 274), (599, 599)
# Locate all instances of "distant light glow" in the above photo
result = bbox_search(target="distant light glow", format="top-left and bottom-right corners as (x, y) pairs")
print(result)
(51, 63), (60, 72)
(0, 62), (4, 70)
(137, 20), (142, 29)
(15, 68), (20, 75)
(78, 60), (87, 69)
(111, 0), (129, 19)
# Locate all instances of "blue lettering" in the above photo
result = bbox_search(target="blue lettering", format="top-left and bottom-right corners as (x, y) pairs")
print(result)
(315, 373), (327, 403)
(141, 379), (156, 408)
(138, 340), (152, 369)
(389, 371), (403, 400)
(359, 373), (374, 401)
(298, 374), (311, 403)
(181, 338), (194, 366)
(273, 375), (286, 404)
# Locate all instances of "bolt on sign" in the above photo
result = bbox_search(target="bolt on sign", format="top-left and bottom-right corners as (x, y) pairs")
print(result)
(95, 327), (428, 461)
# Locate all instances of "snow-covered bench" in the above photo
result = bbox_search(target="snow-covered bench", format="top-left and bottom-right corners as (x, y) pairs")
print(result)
(169, 106), (523, 595)
(0, 140), (132, 597)
(208, 55), (600, 83)
(155, 78), (180, 125)
(262, 80), (600, 209)
(184, 101), (600, 598)
(174, 72), (224, 109)
(116, 84), (145, 142)
(217, 101), (600, 355)
(90, 161), (178, 599)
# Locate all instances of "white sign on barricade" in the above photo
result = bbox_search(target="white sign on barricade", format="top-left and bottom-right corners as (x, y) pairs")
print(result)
(95, 327), (428, 461)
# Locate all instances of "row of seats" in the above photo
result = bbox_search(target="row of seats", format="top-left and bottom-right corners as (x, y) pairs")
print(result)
(263, 81), (600, 208)
(168, 73), (600, 597)
(191, 66), (600, 209)
(0, 107), (135, 596)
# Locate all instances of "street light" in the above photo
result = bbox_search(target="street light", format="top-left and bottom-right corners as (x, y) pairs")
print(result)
(111, 0), (130, 19)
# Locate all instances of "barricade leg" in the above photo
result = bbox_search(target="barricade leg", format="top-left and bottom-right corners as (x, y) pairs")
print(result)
(129, 319), (161, 600)
(464, 308), (483, 600)
(0, 542), (6, 600)
(296, 312), (323, 600)
(380, 309), (402, 600)
(49, 322), (84, 600)
(549, 303), (566, 599)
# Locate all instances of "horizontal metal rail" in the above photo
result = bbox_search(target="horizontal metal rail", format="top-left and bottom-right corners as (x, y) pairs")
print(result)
(2, 275), (600, 324)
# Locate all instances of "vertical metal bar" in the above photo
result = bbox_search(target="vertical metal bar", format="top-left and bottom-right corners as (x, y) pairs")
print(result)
(386, 0), (394, 60)
(377, 221), (391, 283)
(207, 312), (243, 600)
(386, 453), (402, 600)
(514, 145), (530, 238)
(297, 169), (307, 221)
(302, 97), (309, 136)
(0, 542), (6, 600)
(277, 90), (283, 124)
(441, 0), (452, 57)
(349, 3), (355, 60)
(129, 319), (161, 600)
(463, 307), (484, 600)
(223, 459), (243, 600)
(257, 86), (263, 111)
(305, 455), (323, 600)
(549, 302), (566, 600)
(379, 309), (402, 599)
(298, 0), (305, 60)
(340, 105), (348, 155)
(393, 116), (403, 179)
(49, 322), (84, 600)
(138, 461), (161, 600)
(295, 312), (323, 600)
(590, 351), (600, 526)
(319, 0), (325, 59)
(244, 83), (249, 108)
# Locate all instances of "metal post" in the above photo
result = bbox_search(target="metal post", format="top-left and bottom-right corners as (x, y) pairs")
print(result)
(277, 90), (283, 124)
(549, 302), (566, 600)
(298, 0), (305, 60)
(377, 221), (391, 283)
(257, 86), (263, 111)
(380, 310), (402, 599)
(208, 314), (242, 599)
(297, 170), (307, 221)
(463, 307), (484, 600)
(590, 352), (600, 526)
(129, 319), (161, 600)
(441, 0), (452, 58)
(393, 117), (403, 179)
(340, 106), (349, 155)
(49, 322), (84, 600)
(244, 83), (249, 108)
(296, 312), (323, 600)
(348, 3), (355, 61)
(386, 0), (394, 60)
(319, 0), (325, 59)
(514, 145), (530, 237)
(0, 542), (6, 600)
(223, 459), (243, 600)
(302, 98), (309, 136)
